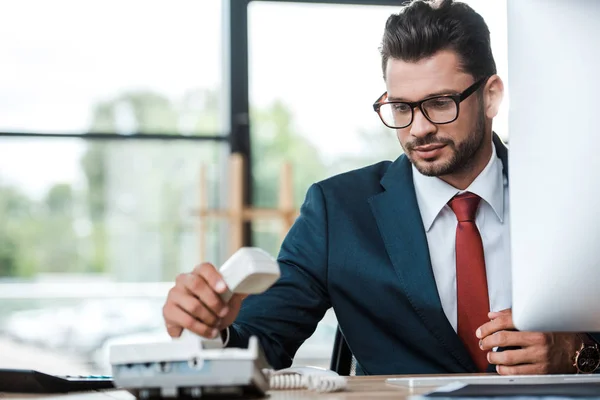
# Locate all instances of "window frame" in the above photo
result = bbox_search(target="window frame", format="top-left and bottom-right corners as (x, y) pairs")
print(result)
(0, 0), (409, 248)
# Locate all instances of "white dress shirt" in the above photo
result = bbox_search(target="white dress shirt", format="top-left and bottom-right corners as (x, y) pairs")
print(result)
(412, 144), (511, 332)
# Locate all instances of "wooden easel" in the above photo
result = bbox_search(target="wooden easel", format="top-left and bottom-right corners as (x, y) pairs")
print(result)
(195, 153), (299, 260)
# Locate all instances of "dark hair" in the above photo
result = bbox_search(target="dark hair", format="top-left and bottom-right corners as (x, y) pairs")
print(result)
(380, 0), (496, 81)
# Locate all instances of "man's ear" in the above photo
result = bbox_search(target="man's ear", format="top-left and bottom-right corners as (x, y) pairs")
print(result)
(484, 75), (504, 119)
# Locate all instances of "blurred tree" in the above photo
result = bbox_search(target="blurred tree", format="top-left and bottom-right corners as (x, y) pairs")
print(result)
(179, 89), (220, 134)
(81, 143), (107, 221)
(38, 183), (80, 274)
(83, 90), (220, 280)
(0, 237), (18, 277)
(331, 126), (401, 176)
(0, 180), (88, 277)
(0, 88), (394, 279)
(80, 90), (328, 277)
(250, 100), (327, 256)
(84, 108), (109, 275)
(251, 100), (327, 208)
(0, 184), (36, 277)
(45, 183), (73, 215)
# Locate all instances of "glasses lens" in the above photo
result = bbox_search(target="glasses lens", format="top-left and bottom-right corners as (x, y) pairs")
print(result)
(379, 103), (412, 128)
(422, 97), (458, 124)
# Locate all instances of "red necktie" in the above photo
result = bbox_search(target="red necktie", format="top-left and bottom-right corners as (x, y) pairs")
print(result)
(448, 192), (490, 372)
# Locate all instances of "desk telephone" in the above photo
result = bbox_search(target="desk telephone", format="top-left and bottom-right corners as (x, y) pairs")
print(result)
(0, 248), (346, 396)
(109, 247), (347, 398)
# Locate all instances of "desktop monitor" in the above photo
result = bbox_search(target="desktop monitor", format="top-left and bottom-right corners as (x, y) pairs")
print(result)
(508, 0), (600, 332)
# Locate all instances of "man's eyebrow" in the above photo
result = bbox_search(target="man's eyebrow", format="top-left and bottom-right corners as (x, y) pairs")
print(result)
(387, 89), (460, 102)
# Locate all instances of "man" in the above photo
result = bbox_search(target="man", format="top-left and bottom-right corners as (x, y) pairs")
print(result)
(162, 0), (599, 375)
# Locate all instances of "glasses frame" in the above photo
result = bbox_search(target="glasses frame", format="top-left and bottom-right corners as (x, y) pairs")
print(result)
(372, 76), (489, 129)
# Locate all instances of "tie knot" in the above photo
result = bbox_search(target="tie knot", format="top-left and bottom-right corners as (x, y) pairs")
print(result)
(448, 192), (481, 222)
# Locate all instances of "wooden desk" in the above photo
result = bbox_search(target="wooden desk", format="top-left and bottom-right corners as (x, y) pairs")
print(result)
(0, 376), (435, 400)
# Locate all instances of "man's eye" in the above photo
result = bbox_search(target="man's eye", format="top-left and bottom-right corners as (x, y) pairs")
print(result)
(428, 98), (454, 109)
(393, 104), (411, 113)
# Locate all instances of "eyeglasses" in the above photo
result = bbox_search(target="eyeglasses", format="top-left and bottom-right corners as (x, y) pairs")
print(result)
(372, 77), (488, 129)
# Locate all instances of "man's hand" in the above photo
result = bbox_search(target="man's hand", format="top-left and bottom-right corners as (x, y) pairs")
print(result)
(162, 263), (246, 339)
(476, 308), (581, 375)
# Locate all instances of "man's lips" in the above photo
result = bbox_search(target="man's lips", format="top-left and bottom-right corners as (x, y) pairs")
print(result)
(413, 143), (446, 151)
(412, 143), (447, 158)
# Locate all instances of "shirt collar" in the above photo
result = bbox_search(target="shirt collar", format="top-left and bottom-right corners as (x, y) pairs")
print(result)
(412, 144), (506, 232)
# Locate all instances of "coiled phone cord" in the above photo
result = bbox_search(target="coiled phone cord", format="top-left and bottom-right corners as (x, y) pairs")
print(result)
(263, 369), (348, 393)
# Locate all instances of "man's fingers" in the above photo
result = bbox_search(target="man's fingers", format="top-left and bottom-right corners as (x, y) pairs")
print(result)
(488, 348), (533, 366)
(477, 313), (515, 339)
(496, 363), (547, 376)
(193, 263), (229, 295)
(163, 304), (220, 339)
(169, 289), (220, 327)
(166, 323), (183, 338)
(488, 308), (511, 320)
(480, 330), (540, 351)
(183, 270), (229, 317)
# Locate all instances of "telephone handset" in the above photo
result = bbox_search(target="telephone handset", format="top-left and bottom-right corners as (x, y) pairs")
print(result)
(178, 247), (281, 346)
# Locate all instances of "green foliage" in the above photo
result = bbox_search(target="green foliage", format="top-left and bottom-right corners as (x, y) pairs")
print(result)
(0, 182), (82, 277)
(251, 100), (327, 208)
(45, 183), (73, 215)
(331, 127), (402, 176)
(250, 100), (327, 256)
(79, 89), (223, 280)
(0, 89), (351, 278)
(0, 185), (31, 277)
(81, 143), (107, 221)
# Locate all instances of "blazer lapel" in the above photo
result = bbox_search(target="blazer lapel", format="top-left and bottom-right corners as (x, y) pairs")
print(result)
(368, 155), (477, 373)
(493, 132), (509, 178)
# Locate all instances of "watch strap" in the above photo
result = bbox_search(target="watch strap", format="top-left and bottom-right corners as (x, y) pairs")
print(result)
(578, 333), (598, 347)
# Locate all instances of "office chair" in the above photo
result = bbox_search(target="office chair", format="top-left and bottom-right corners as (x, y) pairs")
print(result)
(329, 326), (356, 376)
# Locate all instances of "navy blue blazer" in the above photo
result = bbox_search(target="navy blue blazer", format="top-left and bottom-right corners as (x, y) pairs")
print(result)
(227, 134), (599, 375)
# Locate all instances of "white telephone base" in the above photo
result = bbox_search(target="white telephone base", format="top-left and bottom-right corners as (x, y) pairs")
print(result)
(108, 247), (280, 398)
(111, 336), (271, 398)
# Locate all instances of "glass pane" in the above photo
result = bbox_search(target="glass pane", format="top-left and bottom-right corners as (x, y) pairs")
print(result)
(0, 297), (168, 375)
(0, 0), (222, 135)
(0, 137), (229, 374)
(249, 0), (508, 369)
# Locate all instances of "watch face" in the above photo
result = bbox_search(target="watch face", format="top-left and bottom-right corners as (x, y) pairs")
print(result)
(577, 346), (600, 373)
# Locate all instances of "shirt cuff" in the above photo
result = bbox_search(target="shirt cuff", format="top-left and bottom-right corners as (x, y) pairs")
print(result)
(221, 326), (230, 347)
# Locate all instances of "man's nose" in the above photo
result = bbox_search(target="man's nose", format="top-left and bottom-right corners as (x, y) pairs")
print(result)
(409, 108), (436, 138)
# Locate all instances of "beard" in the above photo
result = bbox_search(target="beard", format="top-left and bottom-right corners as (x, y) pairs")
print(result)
(403, 102), (487, 177)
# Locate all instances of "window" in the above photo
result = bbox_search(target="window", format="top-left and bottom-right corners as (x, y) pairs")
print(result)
(0, 0), (509, 375)
(0, 0), (226, 375)
(0, 0), (223, 135)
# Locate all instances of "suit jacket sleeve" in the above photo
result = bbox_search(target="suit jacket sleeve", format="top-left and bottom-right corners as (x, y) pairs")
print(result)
(225, 183), (332, 370)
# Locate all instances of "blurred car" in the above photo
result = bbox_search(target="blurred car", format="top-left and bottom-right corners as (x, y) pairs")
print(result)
(2, 298), (164, 356)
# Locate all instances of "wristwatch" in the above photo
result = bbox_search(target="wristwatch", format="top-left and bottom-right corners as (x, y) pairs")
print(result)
(573, 334), (600, 374)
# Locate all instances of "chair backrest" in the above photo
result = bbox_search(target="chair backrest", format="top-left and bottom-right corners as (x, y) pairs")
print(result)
(329, 326), (354, 375)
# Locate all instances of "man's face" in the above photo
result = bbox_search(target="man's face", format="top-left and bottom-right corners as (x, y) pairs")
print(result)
(385, 50), (487, 177)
